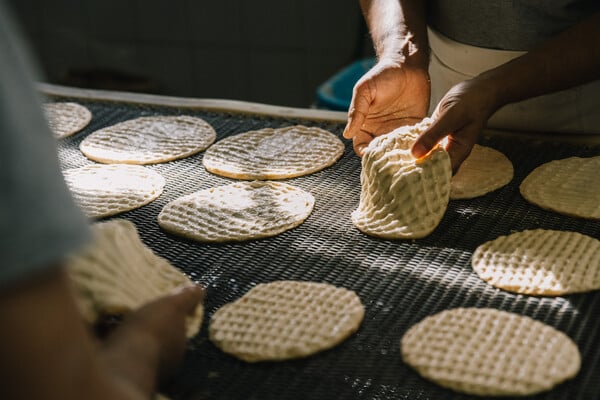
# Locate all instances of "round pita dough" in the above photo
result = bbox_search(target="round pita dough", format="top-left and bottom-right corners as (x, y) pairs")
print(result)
(202, 125), (344, 179)
(401, 308), (581, 396)
(520, 156), (600, 219)
(209, 281), (364, 362)
(43, 102), (92, 139)
(450, 144), (513, 199)
(80, 115), (216, 164)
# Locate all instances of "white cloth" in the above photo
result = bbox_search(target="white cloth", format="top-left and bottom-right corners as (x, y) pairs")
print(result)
(427, 27), (600, 134)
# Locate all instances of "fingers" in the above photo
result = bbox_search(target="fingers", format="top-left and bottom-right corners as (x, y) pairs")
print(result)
(343, 80), (372, 141)
(352, 130), (374, 157)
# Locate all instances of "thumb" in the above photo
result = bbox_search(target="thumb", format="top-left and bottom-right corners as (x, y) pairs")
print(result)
(343, 83), (371, 140)
(411, 110), (463, 158)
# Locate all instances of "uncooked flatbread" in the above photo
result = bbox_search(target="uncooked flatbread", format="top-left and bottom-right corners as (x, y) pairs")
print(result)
(520, 156), (600, 219)
(202, 125), (344, 179)
(401, 308), (581, 396)
(209, 281), (364, 362)
(472, 229), (600, 295)
(351, 119), (452, 239)
(66, 219), (203, 338)
(450, 144), (513, 199)
(63, 164), (165, 218)
(43, 102), (92, 139)
(158, 181), (314, 242)
(80, 115), (216, 164)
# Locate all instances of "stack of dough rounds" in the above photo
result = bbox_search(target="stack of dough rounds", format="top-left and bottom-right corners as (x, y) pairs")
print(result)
(66, 219), (203, 338)
(472, 229), (600, 295)
(209, 281), (365, 362)
(202, 125), (344, 179)
(80, 115), (216, 164)
(158, 181), (315, 242)
(401, 308), (581, 396)
(450, 144), (513, 199)
(63, 164), (165, 218)
(520, 156), (600, 219)
(352, 119), (452, 239)
(43, 102), (92, 139)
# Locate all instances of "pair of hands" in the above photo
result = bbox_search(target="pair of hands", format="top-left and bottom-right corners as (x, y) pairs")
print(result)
(344, 59), (498, 171)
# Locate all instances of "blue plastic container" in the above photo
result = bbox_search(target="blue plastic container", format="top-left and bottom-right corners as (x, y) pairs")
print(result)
(315, 58), (376, 111)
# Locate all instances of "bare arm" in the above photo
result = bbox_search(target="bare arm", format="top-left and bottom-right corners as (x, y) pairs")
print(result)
(0, 268), (204, 400)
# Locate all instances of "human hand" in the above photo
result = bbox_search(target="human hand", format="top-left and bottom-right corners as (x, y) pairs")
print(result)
(343, 58), (430, 156)
(411, 77), (500, 172)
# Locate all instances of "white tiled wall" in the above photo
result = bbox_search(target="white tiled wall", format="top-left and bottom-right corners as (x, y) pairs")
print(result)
(9, 0), (371, 107)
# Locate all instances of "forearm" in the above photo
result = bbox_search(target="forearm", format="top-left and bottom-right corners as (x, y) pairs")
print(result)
(483, 12), (600, 110)
(360, 0), (429, 68)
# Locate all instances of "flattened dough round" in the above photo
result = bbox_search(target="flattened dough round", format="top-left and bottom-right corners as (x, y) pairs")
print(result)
(450, 144), (513, 199)
(520, 156), (600, 219)
(352, 119), (452, 239)
(472, 229), (600, 295)
(43, 102), (92, 139)
(202, 125), (344, 179)
(63, 164), (165, 218)
(80, 115), (216, 164)
(158, 181), (314, 242)
(209, 281), (364, 362)
(66, 219), (203, 338)
(401, 308), (581, 396)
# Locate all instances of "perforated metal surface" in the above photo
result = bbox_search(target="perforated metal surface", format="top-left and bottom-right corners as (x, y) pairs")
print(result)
(55, 99), (600, 400)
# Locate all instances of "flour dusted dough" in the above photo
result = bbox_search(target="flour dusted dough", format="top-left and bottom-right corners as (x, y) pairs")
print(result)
(158, 181), (314, 242)
(202, 125), (344, 179)
(43, 102), (92, 139)
(352, 119), (452, 239)
(450, 144), (513, 199)
(80, 115), (216, 164)
(520, 156), (600, 219)
(209, 281), (364, 362)
(401, 308), (581, 396)
(63, 164), (165, 218)
(66, 219), (203, 338)
(472, 229), (600, 295)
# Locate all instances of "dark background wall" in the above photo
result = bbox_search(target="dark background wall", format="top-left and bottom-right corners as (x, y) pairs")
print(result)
(8, 0), (374, 108)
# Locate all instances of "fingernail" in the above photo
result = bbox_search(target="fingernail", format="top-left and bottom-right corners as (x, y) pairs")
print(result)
(412, 142), (427, 158)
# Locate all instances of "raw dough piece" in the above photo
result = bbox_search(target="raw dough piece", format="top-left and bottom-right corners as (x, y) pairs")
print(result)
(472, 229), (600, 295)
(202, 125), (344, 179)
(520, 156), (600, 219)
(66, 219), (203, 338)
(209, 281), (364, 362)
(401, 308), (581, 396)
(352, 119), (452, 239)
(158, 181), (314, 242)
(63, 164), (165, 218)
(450, 144), (513, 199)
(80, 115), (216, 164)
(43, 102), (92, 139)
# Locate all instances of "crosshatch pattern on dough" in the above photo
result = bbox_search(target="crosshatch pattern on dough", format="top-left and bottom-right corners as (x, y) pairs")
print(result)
(401, 308), (581, 396)
(472, 229), (600, 295)
(43, 102), (92, 139)
(63, 164), (165, 218)
(202, 125), (344, 179)
(209, 281), (365, 362)
(158, 181), (315, 242)
(352, 119), (452, 239)
(80, 115), (216, 164)
(520, 156), (600, 219)
(66, 219), (203, 338)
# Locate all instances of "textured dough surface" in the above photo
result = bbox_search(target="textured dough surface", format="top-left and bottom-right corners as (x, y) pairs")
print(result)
(202, 125), (344, 179)
(66, 219), (203, 338)
(158, 181), (315, 242)
(450, 144), (513, 199)
(520, 156), (600, 219)
(63, 164), (165, 218)
(80, 115), (216, 164)
(401, 308), (581, 396)
(209, 281), (364, 362)
(43, 102), (92, 139)
(472, 229), (600, 295)
(352, 119), (452, 239)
